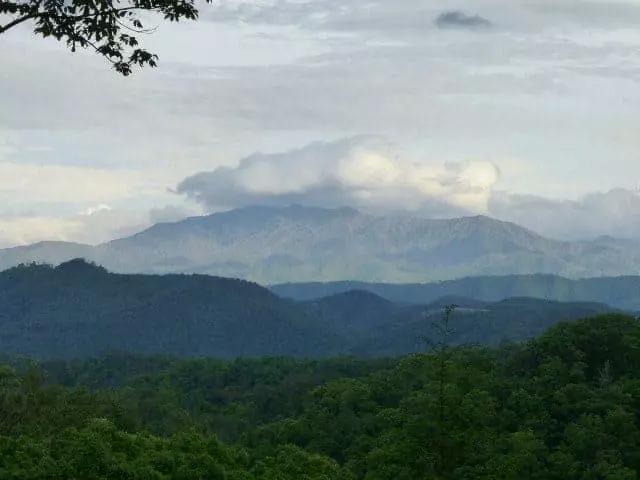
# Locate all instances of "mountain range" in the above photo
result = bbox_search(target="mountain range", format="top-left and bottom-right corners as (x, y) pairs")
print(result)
(272, 274), (640, 311)
(2, 205), (640, 284)
(0, 260), (624, 359)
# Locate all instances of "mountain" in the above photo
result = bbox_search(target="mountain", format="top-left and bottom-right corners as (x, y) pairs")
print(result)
(2, 205), (640, 284)
(297, 289), (619, 356)
(0, 261), (622, 359)
(299, 290), (401, 342)
(0, 259), (338, 359)
(271, 274), (640, 311)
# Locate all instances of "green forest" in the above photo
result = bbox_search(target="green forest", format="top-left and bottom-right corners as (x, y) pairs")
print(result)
(0, 260), (622, 359)
(3, 312), (640, 479)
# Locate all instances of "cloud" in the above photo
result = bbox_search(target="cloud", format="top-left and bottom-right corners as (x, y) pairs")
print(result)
(0, 162), (156, 204)
(4, 0), (640, 248)
(0, 138), (17, 160)
(0, 208), (143, 247)
(435, 11), (492, 29)
(0, 216), (81, 248)
(148, 204), (202, 224)
(176, 136), (500, 216)
(174, 135), (640, 242)
(489, 188), (640, 240)
(4, 0), (640, 184)
(0, 202), (200, 248)
(206, 0), (640, 35)
(84, 204), (112, 216)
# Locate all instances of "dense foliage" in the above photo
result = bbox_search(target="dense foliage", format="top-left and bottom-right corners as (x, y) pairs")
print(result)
(0, 261), (620, 359)
(0, 260), (336, 358)
(3, 313), (640, 478)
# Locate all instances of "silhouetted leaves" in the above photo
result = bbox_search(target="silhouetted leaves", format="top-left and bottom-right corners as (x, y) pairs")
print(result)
(0, 0), (213, 75)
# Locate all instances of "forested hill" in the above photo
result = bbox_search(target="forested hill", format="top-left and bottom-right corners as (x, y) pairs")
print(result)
(0, 260), (622, 359)
(272, 273), (640, 310)
(0, 259), (337, 359)
(3, 313), (640, 478)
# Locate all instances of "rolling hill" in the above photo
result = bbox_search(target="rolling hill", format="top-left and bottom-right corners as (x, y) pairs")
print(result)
(271, 274), (640, 311)
(351, 296), (621, 356)
(0, 259), (337, 359)
(0, 260), (623, 359)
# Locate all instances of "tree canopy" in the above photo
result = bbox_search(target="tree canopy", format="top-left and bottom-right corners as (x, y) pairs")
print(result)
(0, 0), (212, 75)
(4, 313), (640, 478)
(0, 260), (621, 359)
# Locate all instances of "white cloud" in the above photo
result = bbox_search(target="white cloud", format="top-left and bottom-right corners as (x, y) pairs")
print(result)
(489, 189), (640, 241)
(148, 204), (204, 224)
(0, 144), (16, 160)
(176, 136), (500, 215)
(0, 216), (83, 248)
(84, 204), (112, 216)
(0, 157), (197, 247)
(172, 133), (640, 242)
(0, 209), (139, 247)
(0, 203), (199, 248)
(0, 162), (156, 204)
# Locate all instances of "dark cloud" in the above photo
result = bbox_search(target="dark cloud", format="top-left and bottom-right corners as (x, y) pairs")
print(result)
(435, 11), (492, 29)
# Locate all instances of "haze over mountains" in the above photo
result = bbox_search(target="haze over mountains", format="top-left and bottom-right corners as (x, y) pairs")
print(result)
(1, 205), (640, 284)
(273, 275), (640, 312)
(0, 260), (622, 359)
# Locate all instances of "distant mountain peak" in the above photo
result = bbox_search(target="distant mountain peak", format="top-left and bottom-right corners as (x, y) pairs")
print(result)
(197, 204), (362, 222)
(455, 214), (520, 226)
(285, 204), (360, 214)
(182, 204), (364, 230)
(261, 204), (363, 220)
(2, 204), (640, 283)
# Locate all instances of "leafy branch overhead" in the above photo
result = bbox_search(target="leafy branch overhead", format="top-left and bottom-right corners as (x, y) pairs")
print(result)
(0, 0), (213, 75)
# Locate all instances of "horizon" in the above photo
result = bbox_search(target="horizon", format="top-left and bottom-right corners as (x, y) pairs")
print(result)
(3, 0), (640, 246)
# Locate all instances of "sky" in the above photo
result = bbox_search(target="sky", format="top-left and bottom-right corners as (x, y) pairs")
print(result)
(2, 0), (640, 246)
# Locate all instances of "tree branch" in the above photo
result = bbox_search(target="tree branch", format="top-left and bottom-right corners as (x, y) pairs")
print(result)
(1, 0), (210, 75)
(0, 13), (38, 33)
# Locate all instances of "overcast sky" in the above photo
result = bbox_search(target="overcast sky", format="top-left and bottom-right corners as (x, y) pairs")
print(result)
(2, 0), (640, 246)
